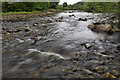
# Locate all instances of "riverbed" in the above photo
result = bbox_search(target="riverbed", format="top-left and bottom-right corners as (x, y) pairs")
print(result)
(2, 11), (120, 78)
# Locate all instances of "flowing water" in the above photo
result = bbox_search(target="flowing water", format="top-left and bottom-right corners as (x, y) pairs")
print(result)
(2, 11), (120, 78)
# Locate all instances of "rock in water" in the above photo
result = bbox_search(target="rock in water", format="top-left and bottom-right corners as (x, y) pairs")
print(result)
(85, 43), (92, 49)
(117, 45), (120, 50)
(47, 20), (52, 23)
(87, 24), (94, 29)
(69, 14), (75, 17)
(25, 29), (30, 32)
(78, 18), (87, 21)
(33, 23), (38, 26)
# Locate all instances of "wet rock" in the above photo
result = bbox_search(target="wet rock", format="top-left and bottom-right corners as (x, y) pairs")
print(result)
(117, 45), (120, 50)
(85, 43), (92, 49)
(71, 14), (75, 16)
(69, 14), (75, 17)
(14, 29), (22, 33)
(2, 27), (6, 30)
(87, 24), (94, 30)
(71, 57), (79, 61)
(100, 51), (108, 55)
(78, 18), (87, 21)
(33, 23), (38, 26)
(25, 29), (30, 32)
(55, 19), (62, 22)
(59, 16), (63, 19)
(72, 68), (78, 72)
(69, 11), (74, 13)
(47, 20), (52, 23)
(16, 39), (24, 43)
(88, 23), (120, 32)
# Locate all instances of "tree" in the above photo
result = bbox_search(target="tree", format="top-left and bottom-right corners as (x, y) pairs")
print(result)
(7, 2), (28, 12)
(63, 2), (67, 7)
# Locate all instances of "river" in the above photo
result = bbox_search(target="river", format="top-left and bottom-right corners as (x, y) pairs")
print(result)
(2, 11), (120, 78)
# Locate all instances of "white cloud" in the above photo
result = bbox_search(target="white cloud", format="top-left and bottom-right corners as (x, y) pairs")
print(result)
(59, 0), (82, 5)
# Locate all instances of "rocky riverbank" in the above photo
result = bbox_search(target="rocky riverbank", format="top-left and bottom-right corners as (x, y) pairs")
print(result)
(2, 11), (120, 78)
(2, 10), (61, 21)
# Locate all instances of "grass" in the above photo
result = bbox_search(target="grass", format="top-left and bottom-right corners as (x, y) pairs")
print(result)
(1, 9), (62, 15)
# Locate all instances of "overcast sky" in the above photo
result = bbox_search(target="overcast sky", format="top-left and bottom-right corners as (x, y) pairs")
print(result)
(59, 0), (82, 5)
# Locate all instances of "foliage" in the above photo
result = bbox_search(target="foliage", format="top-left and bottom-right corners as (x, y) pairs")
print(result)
(2, 2), (59, 12)
(82, 2), (118, 13)
(63, 2), (67, 7)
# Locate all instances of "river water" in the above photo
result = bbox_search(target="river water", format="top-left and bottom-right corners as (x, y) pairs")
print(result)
(2, 11), (120, 78)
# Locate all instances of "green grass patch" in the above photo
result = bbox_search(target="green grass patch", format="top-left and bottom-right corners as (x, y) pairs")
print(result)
(1, 9), (62, 15)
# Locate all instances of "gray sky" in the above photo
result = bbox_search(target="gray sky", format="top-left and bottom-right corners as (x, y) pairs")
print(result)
(59, 0), (82, 5)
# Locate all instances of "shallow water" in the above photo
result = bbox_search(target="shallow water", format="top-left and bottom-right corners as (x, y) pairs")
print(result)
(2, 11), (120, 78)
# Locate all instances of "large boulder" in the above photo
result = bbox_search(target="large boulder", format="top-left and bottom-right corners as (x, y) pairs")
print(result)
(87, 23), (120, 32)
(78, 18), (87, 21)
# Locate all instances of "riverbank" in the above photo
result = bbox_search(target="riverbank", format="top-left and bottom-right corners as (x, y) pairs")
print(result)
(2, 9), (62, 21)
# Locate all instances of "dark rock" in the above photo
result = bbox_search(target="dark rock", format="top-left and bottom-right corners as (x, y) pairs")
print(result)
(2, 28), (6, 30)
(117, 45), (120, 50)
(69, 11), (74, 13)
(69, 14), (75, 17)
(72, 68), (78, 72)
(47, 20), (52, 23)
(71, 14), (75, 16)
(25, 29), (30, 32)
(33, 23), (38, 26)
(78, 18), (87, 21)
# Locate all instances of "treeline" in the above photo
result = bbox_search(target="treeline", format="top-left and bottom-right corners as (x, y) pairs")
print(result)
(2, 2), (59, 12)
(2, 2), (118, 13)
(70, 2), (118, 13)
(82, 2), (118, 13)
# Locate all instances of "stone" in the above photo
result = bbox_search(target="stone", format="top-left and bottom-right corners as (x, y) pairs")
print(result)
(87, 24), (94, 30)
(117, 45), (120, 50)
(33, 23), (38, 26)
(85, 43), (92, 49)
(25, 29), (30, 32)
(69, 14), (75, 17)
(88, 23), (120, 32)
(14, 29), (22, 33)
(78, 18), (87, 21)
(2, 28), (6, 30)
(47, 20), (52, 23)
(69, 11), (74, 13)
